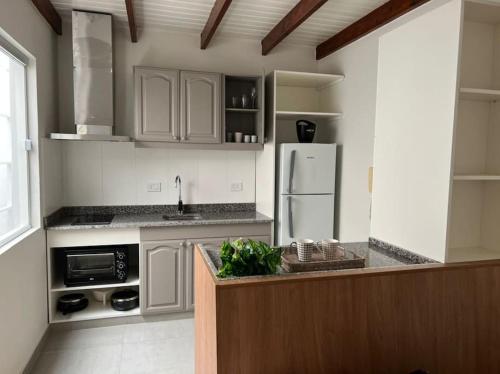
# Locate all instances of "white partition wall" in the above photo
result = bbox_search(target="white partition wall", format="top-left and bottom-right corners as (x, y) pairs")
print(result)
(447, 1), (500, 262)
(370, 0), (463, 262)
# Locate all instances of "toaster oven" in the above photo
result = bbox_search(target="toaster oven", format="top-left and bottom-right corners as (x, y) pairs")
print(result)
(63, 246), (128, 286)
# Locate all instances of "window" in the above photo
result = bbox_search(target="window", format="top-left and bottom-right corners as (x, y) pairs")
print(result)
(0, 42), (30, 247)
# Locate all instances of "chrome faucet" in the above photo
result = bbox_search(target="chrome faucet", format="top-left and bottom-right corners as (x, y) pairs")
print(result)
(175, 175), (183, 215)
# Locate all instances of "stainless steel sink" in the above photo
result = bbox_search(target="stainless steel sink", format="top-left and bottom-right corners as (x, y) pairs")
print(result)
(162, 214), (203, 221)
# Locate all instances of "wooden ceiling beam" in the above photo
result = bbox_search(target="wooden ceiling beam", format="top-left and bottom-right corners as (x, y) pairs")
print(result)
(316, 0), (430, 60)
(262, 0), (327, 56)
(201, 0), (233, 49)
(31, 0), (62, 35)
(125, 0), (138, 43)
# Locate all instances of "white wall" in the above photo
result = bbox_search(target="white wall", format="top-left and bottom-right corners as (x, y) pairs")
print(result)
(370, 0), (462, 263)
(61, 142), (255, 206)
(0, 0), (59, 372)
(317, 0), (456, 242)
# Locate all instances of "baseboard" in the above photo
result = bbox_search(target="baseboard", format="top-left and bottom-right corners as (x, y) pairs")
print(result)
(49, 311), (194, 331)
(22, 325), (51, 374)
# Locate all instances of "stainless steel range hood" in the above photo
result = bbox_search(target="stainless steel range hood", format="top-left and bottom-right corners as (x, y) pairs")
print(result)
(50, 11), (129, 142)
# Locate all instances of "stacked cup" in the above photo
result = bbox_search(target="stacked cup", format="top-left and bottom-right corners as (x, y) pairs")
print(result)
(291, 239), (315, 262)
(319, 239), (343, 260)
(291, 238), (344, 262)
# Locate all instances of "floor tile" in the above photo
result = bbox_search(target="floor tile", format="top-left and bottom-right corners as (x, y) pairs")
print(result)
(43, 325), (124, 352)
(119, 336), (194, 374)
(32, 344), (122, 374)
(123, 318), (194, 343)
(32, 318), (195, 374)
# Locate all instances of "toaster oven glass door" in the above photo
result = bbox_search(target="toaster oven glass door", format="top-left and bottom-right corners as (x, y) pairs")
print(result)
(67, 252), (116, 281)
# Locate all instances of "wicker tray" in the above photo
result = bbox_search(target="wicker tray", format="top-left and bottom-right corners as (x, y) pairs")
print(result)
(281, 246), (365, 273)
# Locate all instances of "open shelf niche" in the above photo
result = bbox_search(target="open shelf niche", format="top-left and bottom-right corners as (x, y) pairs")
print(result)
(223, 75), (265, 149)
(48, 244), (141, 323)
(448, 1), (500, 262)
(273, 70), (344, 146)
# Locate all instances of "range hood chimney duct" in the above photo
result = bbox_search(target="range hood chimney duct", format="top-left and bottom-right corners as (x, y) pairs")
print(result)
(50, 10), (129, 142)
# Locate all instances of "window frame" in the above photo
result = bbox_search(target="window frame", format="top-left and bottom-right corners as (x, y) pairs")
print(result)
(0, 36), (32, 249)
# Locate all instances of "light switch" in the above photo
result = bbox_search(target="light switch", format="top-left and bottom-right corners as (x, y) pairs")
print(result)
(231, 181), (243, 192)
(147, 182), (162, 192)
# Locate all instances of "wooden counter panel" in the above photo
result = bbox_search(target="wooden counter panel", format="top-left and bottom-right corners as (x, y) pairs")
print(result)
(213, 265), (500, 373)
(194, 249), (218, 374)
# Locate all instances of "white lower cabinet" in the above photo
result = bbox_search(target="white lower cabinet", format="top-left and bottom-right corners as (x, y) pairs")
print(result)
(140, 223), (272, 315)
(141, 240), (185, 315)
(141, 237), (226, 314)
(184, 237), (227, 311)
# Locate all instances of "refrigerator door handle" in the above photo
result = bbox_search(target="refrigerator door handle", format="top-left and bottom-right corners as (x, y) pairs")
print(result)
(287, 196), (294, 238)
(288, 150), (296, 193)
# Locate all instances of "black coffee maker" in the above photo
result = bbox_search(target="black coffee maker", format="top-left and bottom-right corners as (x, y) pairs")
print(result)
(296, 120), (316, 143)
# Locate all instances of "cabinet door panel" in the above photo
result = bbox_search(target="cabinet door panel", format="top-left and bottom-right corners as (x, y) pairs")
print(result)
(135, 67), (179, 142)
(180, 71), (221, 144)
(141, 240), (184, 314)
(185, 237), (227, 311)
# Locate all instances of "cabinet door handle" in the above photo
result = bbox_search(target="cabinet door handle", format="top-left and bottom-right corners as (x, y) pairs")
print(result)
(187, 241), (193, 247)
(181, 136), (186, 141)
(180, 241), (185, 247)
(173, 136), (178, 140)
(288, 196), (294, 238)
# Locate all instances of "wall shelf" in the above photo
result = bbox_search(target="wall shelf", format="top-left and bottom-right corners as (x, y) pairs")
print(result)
(51, 299), (140, 323)
(459, 88), (500, 101)
(276, 111), (342, 120)
(222, 142), (264, 150)
(454, 174), (500, 181)
(50, 274), (140, 292)
(275, 70), (344, 88)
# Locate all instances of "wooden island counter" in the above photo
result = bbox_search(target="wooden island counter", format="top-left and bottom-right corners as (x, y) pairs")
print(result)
(194, 242), (500, 374)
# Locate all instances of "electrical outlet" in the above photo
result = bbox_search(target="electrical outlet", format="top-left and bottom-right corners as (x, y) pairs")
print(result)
(231, 181), (243, 192)
(147, 182), (162, 192)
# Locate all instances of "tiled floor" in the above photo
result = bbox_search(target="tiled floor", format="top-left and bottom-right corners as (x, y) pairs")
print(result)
(31, 318), (194, 374)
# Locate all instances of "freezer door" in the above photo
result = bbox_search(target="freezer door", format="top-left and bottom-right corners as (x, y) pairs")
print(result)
(277, 194), (334, 246)
(280, 143), (337, 194)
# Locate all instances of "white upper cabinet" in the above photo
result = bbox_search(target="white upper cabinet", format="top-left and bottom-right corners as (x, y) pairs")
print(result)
(180, 71), (222, 144)
(370, 0), (463, 263)
(134, 67), (222, 144)
(135, 67), (179, 142)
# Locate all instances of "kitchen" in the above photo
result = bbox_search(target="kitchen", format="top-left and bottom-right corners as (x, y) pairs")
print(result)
(2, 0), (500, 373)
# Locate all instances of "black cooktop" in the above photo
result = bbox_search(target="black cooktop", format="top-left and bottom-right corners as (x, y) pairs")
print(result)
(71, 214), (115, 226)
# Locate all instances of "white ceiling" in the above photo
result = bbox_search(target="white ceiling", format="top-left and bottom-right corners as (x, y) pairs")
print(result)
(51, 0), (387, 46)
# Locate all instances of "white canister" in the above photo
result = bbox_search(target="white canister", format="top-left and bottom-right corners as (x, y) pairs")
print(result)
(244, 135), (251, 143)
(251, 135), (258, 143)
(234, 132), (243, 143)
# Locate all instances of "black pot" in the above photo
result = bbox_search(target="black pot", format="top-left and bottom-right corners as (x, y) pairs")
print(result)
(111, 289), (139, 311)
(296, 120), (316, 143)
(57, 293), (89, 315)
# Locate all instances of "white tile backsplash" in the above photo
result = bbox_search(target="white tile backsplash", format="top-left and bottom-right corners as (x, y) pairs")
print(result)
(166, 149), (199, 204)
(198, 150), (227, 203)
(135, 147), (169, 205)
(61, 142), (256, 206)
(62, 141), (103, 206)
(102, 142), (137, 205)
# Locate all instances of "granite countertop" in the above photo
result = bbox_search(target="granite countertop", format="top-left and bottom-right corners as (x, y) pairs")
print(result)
(45, 204), (273, 230)
(200, 241), (437, 281)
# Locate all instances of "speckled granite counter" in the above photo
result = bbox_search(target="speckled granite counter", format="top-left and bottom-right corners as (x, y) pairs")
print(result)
(200, 241), (437, 281)
(45, 204), (273, 230)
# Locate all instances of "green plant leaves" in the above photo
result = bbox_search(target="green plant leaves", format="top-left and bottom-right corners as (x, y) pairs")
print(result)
(217, 239), (282, 278)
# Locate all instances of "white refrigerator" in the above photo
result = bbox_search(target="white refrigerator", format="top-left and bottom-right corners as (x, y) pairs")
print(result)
(277, 143), (337, 245)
